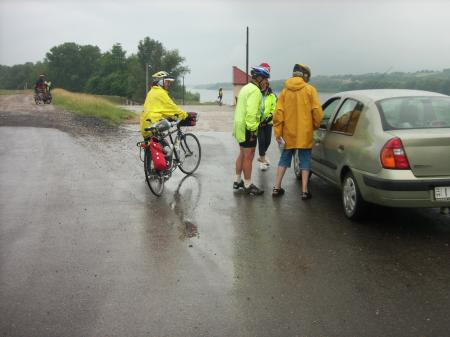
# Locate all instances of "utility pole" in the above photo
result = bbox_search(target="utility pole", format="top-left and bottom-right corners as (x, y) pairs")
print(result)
(145, 64), (153, 95)
(182, 76), (185, 105)
(246, 26), (249, 83)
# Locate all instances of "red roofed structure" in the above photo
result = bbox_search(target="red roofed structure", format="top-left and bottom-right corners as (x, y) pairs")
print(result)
(232, 66), (251, 105)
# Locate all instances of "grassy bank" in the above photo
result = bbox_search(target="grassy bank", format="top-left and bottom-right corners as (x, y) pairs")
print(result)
(52, 88), (135, 124)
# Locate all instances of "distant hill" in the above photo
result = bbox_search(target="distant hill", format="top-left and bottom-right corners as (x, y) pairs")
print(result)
(195, 69), (450, 95)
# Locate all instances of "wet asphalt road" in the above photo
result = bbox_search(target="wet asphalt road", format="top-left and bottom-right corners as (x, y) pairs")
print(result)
(1, 124), (450, 337)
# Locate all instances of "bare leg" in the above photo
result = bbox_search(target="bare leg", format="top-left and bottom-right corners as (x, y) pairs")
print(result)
(274, 166), (288, 189)
(235, 148), (244, 176)
(301, 170), (310, 193)
(242, 147), (256, 180)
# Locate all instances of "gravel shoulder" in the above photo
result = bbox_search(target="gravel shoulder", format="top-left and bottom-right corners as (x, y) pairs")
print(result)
(0, 94), (235, 135)
(121, 103), (235, 132)
(0, 93), (120, 136)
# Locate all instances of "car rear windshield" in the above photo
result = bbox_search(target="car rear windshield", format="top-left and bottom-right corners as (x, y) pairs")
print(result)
(376, 96), (450, 130)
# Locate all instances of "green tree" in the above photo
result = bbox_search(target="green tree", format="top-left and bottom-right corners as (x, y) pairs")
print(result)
(136, 36), (190, 101)
(46, 42), (101, 91)
(84, 43), (128, 96)
(125, 55), (145, 102)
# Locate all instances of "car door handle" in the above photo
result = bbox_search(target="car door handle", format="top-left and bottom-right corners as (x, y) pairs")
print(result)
(338, 145), (345, 152)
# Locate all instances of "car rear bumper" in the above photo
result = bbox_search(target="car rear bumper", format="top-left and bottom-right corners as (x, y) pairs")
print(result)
(356, 171), (450, 207)
(363, 175), (450, 191)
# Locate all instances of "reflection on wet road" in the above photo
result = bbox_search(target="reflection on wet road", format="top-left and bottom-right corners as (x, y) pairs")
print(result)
(1, 127), (450, 337)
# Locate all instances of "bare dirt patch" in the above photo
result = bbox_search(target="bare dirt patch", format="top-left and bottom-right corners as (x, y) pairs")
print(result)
(0, 93), (119, 136)
(1, 94), (235, 137)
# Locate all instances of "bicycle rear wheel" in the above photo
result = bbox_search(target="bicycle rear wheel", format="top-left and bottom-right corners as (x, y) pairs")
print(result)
(177, 133), (201, 175)
(144, 147), (165, 196)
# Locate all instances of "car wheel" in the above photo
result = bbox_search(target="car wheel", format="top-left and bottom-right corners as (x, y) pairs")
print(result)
(342, 171), (368, 220)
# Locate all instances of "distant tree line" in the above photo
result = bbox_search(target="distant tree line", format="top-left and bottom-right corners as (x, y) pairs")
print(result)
(0, 37), (199, 103)
(196, 69), (450, 96)
(309, 69), (450, 95)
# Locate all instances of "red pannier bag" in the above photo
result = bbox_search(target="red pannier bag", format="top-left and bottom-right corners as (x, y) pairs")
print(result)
(149, 138), (169, 171)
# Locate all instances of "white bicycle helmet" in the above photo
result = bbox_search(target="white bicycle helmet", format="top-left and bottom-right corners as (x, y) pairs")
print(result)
(152, 71), (175, 87)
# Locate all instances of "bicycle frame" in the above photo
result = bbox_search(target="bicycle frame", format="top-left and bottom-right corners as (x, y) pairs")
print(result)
(138, 116), (201, 196)
(138, 122), (185, 177)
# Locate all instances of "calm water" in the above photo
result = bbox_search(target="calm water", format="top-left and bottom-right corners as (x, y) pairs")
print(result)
(189, 87), (335, 105)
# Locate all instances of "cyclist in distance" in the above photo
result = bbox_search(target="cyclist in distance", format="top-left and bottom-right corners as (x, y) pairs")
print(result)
(140, 71), (188, 139)
(34, 74), (46, 94)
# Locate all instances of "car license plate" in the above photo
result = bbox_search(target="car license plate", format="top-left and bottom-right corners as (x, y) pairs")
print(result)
(434, 186), (450, 200)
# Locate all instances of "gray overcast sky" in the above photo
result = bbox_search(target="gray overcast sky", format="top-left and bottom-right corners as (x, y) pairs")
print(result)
(1, 0), (450, 84)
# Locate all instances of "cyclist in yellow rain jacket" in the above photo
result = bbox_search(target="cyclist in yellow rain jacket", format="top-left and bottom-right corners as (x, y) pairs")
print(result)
(140, 71), (188, 139)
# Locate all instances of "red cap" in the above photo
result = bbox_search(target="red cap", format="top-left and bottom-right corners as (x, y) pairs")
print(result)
(259, 63), (271, 72)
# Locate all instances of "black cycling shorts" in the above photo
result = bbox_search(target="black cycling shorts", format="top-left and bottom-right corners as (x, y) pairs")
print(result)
(239, 129), (257, 148)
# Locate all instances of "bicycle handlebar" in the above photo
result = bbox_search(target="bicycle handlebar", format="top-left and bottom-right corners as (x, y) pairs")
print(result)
(144, 119), (181, 132)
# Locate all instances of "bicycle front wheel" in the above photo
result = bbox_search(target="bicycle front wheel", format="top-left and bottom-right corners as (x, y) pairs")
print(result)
(144, 147), (165, 196)
(178, 133), (201, 175)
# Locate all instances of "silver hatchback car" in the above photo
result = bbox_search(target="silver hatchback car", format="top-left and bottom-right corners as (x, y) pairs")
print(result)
(295, 89), (450, 220)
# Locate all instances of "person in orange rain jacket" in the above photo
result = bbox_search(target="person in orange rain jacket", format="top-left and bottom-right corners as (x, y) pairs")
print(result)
(272, 64), (323, 200)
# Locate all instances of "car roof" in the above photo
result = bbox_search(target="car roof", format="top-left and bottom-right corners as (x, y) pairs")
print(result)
(332, 89), (448, 102)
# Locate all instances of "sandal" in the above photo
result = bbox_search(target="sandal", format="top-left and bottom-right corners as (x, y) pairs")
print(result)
(301, 192), (312, 200)
(272, 187), (285, 197)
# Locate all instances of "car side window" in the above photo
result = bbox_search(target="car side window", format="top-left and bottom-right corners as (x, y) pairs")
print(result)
(330, 98), (363, 135)
(320, 98), (341, 129)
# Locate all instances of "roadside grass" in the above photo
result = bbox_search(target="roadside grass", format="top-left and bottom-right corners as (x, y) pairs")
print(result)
(52, 88), (135, 124)
(0, 89), (32, 95)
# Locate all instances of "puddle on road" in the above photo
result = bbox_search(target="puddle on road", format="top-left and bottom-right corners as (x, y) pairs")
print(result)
(178, 219), (199, 240)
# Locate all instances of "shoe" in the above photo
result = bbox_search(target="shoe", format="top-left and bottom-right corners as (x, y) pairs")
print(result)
(301, 192), (312, 200)
(259, 162), (268, 171)
(244, 184), (264, 196)
(272, 187), (285, 197)
(257, 157), (270, 166)
(233, 180), (244, 190)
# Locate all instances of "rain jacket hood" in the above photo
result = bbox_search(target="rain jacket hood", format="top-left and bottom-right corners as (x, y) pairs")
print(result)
(285, 77), (308, 92)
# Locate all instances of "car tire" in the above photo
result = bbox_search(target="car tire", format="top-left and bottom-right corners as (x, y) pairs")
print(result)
(342, 171), (369, 221)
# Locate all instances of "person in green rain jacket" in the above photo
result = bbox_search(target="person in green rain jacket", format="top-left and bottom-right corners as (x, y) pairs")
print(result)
(257, 81), (277, 171)
(232, 66), (270, 196)
(140, 71), (188, 139)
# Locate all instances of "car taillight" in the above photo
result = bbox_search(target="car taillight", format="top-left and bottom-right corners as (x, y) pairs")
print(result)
(380, 137), (410, 169)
